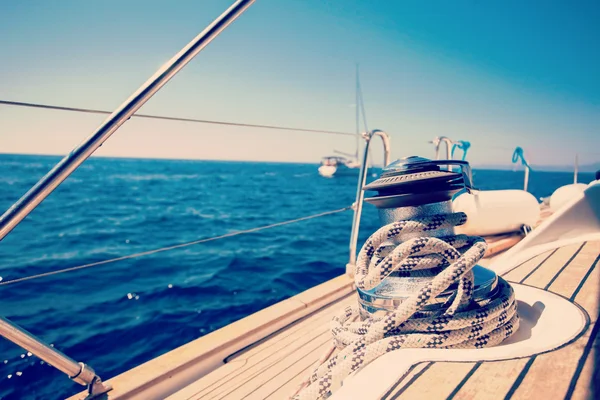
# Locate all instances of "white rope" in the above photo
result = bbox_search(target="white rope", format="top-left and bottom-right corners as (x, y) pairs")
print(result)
(0, 206), (351, 286)
(293, 212), (519, 399)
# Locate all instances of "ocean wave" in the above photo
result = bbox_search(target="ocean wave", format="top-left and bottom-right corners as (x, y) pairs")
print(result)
(109, 173), (200, 182)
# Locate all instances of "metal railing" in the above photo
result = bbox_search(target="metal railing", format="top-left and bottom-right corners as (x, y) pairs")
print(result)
(347, 129), (391, 272)
(574, 153), (579, 184)
(0, 0), (256, 397)
(512, 146), (531, 192)
(430, 136), (454, 160)
(0, 317), (108, 393)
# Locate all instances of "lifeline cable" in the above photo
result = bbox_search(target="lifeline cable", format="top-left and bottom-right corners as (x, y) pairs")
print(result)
(0, 100), (356, 137)
(0, 206), (351, 287)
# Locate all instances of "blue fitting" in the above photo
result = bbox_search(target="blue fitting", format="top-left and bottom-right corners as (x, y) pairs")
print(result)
(451, 140), (471, 161)
(512, 146), (530, 168)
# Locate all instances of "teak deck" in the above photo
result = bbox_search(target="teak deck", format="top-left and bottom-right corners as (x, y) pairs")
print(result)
(168, 240), (600, 400)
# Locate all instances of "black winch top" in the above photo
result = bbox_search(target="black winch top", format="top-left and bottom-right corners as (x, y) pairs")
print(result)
(364, 156), (474, 208)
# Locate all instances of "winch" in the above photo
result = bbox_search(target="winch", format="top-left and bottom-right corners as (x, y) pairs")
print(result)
(295, 152), (519, 400)
(357, 156), (498, 316)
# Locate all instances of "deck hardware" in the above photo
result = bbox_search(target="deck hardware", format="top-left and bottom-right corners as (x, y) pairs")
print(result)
(297, 155), (519, 399)
(451, 140), (471, 160)
(512, 146), (531, 192)
(430, 136), (454, 160)
(347, 130), (391, 275)
(0, 317), (112, 397)
(356, 156), (496, 314)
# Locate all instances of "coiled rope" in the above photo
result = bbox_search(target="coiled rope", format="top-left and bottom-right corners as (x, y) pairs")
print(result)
(294, 212), (519, 399)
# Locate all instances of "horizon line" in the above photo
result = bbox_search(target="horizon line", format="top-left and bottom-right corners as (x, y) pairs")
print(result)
(0, 151), (597, 173)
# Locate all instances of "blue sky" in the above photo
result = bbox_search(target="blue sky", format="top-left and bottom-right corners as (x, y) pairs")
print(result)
(0, 0), (598, 167)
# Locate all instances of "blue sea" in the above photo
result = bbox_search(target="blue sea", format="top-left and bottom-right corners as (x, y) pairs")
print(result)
(0, 154), (596, 400)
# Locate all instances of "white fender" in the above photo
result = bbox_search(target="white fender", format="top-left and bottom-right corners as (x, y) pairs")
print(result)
(549, 183), (588, 212)
(453, 190), (540, 236)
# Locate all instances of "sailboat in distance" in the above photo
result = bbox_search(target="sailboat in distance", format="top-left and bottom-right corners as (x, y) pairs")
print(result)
(318, 65), (366, 177)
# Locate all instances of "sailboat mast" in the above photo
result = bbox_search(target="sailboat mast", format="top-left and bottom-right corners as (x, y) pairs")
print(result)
(356, 65), (373, 168)
(355, 64), (360, 160)
(574, 153), (579, 183)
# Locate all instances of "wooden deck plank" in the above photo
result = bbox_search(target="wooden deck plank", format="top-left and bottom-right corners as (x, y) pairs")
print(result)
(176, 330), (330, 400)
(170, 238), (598, 400)
(450, 359), (531, 400)
(165, 293), (354, 400)
(520, 243), (584, 288)
(501, 249), (554, 283)
(571, 251), (600, 325)
(380, 363), (433, 399)
(218, 333), (331, 399)
(179, 295), (355, 400)
(568, 253), (600, 400)
(451, 243), (600, 400)
(570, 322), (599, 400)
(546, 242), (600, 297)
(263, 365), (314, 400)
(209, 332), (330, 399)
(262, 348), (344, 400)
(568, 251), (600, 400)
(508, 245), (599, 399)
(393, 241), (598, 399)
(226, 294), (352, 363)
(244, 342), (334, 400)
(393, 362), (477, 399)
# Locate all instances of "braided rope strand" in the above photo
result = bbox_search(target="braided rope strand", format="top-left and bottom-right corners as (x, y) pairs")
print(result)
(293, 212), (519, 399)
